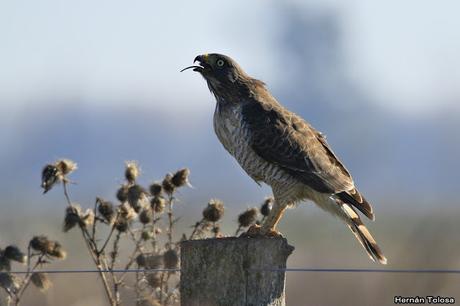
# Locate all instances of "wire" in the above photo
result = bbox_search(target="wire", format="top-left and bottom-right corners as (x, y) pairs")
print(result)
(250, 268), (460, 274)
(4, 268), (460, 274)
(3, 268), (180, 274)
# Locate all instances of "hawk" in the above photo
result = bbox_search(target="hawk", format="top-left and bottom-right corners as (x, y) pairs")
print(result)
(182, 53), (387, 264)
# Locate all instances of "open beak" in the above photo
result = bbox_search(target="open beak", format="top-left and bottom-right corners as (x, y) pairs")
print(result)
(180, 55), (206, 72)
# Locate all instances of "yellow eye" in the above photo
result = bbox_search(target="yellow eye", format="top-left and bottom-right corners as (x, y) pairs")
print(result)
(217, 59), (225, 67)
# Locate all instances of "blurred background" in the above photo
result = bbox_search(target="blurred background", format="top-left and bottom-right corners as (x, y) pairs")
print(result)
(1, 0), (459, 305)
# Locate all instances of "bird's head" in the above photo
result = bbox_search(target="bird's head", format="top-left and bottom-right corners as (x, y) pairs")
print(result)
(181, 53), (260, 100)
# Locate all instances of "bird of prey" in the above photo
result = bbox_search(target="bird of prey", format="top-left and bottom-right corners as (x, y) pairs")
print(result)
(182, 53), (387, 264)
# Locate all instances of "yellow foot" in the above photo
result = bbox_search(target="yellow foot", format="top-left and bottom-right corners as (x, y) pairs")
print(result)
(240, 224), (283, 238)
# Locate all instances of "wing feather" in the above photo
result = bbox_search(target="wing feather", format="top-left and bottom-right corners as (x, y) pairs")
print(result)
(241, 101), (354, 194)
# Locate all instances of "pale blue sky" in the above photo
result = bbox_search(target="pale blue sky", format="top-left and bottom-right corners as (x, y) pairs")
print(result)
(0, 0), (459, 117)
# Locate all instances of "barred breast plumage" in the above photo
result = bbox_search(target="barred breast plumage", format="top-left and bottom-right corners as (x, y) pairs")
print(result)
(213, 101), (304, 204)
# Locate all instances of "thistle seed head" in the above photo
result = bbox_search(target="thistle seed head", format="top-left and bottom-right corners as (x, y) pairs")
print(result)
(260, 197), (274, 217)
(0, 273), (19, 293)
(163, 249), (179, 269)
(31, 272), (52, 292)
(139, 209), (153, 224)
(0, 254), (11, 272)
(55, 159), (77, 176)
(63, 205), (82, 232)
(30, 236), (66, 259)
(4, 246), (26, 264)
(115, 218), (129, 232)
(136, 254), (147, 267)
(98, 199), (115, 223)
(41, 164), (61, 194)
(127, 184), (147, 212)
(124, 161), (140, 184)
(150, 196), (165, 213)
(46, 241), (67, 259)
(238, 208), (258, 227)
(118, 202), (137, 222)
(116, 185), (129, 203)
(202, 199), (224, 223)
(149, 182), (163, 197)
(171, 168), (190, 188)
(29, 236), (51, 253)
(161, 173), (175, 195)
(81, 209), (95, 227)
(141, 230), (153, 241)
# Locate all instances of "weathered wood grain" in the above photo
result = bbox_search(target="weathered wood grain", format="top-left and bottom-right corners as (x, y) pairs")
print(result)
(180, 237), (294, 306)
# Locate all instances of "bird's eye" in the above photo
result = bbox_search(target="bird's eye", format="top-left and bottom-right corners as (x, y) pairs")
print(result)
(216, 59), (225, 67)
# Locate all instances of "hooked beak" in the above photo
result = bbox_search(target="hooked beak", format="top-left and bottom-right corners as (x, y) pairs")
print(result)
(180, 55), (207, 73)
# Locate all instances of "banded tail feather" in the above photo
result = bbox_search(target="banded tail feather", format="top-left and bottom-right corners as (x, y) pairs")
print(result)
(340, 202), (387, 264)
(337, 188), (374, 221)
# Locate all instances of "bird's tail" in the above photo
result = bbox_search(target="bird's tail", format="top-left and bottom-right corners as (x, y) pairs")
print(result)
(339, 201), (387, 264)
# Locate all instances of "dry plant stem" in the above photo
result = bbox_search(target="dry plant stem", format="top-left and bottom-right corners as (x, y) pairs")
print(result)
(213, 222), (218, 238)
(189, 219), (204, 240)
(14, 247), (45, 306)
(62, 181), (116, 306)
(167, 194), (174, 249)
(118, 226), (147, 284)
(98, 214), (120, 256)
(109, 231), (122, 305)
(134, 266), (142, 306)
(235, 225), (242, 236)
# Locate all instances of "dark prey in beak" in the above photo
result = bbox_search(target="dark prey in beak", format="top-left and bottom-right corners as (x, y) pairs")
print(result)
(180, 65), (202, 72)
(180, 56), (204, 72)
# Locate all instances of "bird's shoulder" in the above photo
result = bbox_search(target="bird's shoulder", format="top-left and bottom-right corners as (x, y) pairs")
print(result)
(241, 97), (354, 193)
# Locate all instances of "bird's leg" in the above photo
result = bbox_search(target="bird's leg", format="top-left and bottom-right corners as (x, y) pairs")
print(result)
(259, 201), (288, 236)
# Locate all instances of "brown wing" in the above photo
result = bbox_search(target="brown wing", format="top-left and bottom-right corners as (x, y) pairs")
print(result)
(241, 100), (374, 219)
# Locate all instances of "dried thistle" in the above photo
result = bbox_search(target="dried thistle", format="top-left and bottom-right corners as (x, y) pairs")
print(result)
(260, 197), (274, 217)
(149, 182), (162, 197)
(118, 203), (137, 222)
(41, 164), (61, 193)
(127, 184), (147, 212)
(125, 161), (140, 184)
(114, 219), (129, 233)
(31, 272), (52, 292)
(171, 168), (190, 188)
(46, 241), (67, 259)
(139, 209), (153, 224)
(55, 159), (77, 176)
(146, 273), (161, 289)
(116, 184), (129, 203)
(0, 254), (11, 271)
(0, 273), (19, 293)
(30, 236), (66, 259)
(203, 199), (224, 223)
(63, 204), (82, 232)
(163, 249), (179, 269)
(4, 246), (26, 264)
(238, 208), (258, 228)
(98, 199), (115, 223)
(81, 209), (95, 227)
(161, 173), (175, 195)
(136, 254), (147, 267)
(141, 230), (154, 241)
(29, 236), (51, 254)
(150, 196), (165, 213)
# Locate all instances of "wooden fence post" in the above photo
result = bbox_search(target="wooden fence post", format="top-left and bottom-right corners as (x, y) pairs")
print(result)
(180, 237), (294, 306)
